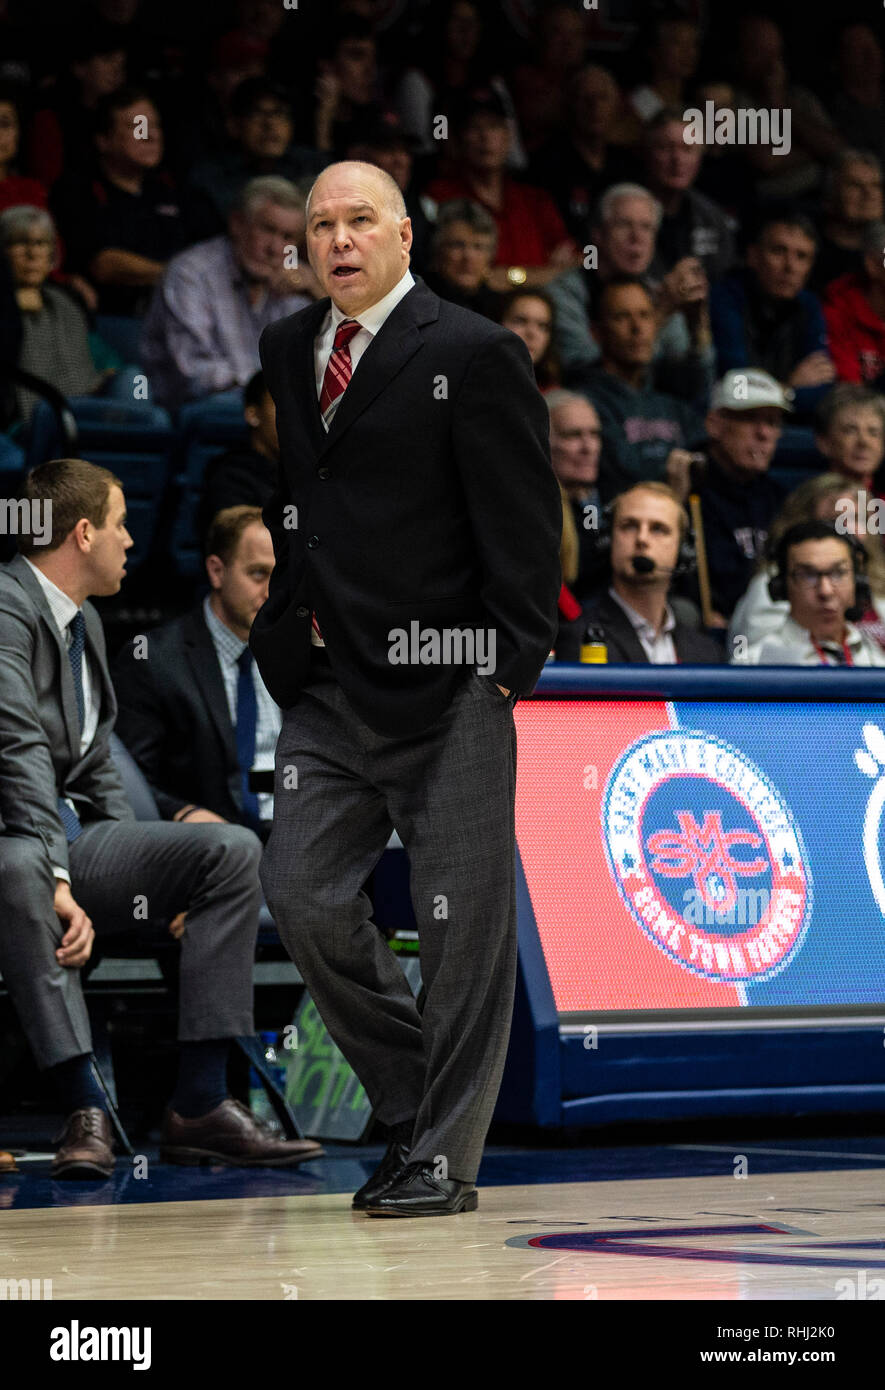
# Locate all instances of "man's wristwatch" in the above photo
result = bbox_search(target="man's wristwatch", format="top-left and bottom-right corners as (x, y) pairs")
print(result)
(506, 265), (527, 287)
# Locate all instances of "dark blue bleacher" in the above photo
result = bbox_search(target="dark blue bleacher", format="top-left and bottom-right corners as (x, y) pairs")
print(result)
(168, 395), (249, 580)
(26, 397), (177, 575)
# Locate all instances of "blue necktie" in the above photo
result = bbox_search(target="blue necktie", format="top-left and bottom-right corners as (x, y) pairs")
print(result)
(236, 648), (262, 831)
(58, 611), (86, 843)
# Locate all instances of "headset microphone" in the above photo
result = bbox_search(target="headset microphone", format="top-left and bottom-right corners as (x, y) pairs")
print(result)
(630, 555), (655, 573)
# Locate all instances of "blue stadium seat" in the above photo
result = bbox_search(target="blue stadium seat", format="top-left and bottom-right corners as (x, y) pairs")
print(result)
(168, 393), (249, 580)
(26, 398), (176, 572)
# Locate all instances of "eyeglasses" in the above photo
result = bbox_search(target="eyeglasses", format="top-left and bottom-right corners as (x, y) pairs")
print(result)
(788, 563), (854, 589)
(8, 237), (53, 251)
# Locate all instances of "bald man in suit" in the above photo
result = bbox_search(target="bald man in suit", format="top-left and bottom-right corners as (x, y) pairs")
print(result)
(253, 161), (562, 1216)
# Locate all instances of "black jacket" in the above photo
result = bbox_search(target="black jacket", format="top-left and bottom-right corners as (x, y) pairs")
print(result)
(250, 275), (563, 735)
(198, 445), (280, 547)
(563, 590), (726, 664)
(695, 452), (787, 617)
(112, 605), (246, 824)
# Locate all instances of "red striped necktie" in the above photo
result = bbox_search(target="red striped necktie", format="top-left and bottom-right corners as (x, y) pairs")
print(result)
(319, 317), (361, 429)
(313, 317), (362, 646)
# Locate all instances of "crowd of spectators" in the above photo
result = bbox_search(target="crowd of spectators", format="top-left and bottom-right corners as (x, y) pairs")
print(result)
(2, 0), (885, 673)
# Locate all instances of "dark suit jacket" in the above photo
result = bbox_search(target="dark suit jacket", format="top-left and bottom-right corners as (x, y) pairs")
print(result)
(112, 605), (245, 824)
(250, 274), (563, 736)
(0, 553), (134, 873)
(572, 591), (726, 664)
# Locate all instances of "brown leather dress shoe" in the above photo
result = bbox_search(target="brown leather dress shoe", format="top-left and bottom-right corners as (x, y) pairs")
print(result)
(159, 1098), (325, 1167)
(51, 1107), (115, 1180)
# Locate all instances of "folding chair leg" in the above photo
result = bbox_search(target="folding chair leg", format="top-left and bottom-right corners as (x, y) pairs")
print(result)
(89, 1054), (134, 1157)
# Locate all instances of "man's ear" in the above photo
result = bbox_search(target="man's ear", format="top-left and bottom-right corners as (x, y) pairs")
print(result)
(204, 554), (224, 590)
(244, 406), (259, 430)
(705, 409), (721, 441)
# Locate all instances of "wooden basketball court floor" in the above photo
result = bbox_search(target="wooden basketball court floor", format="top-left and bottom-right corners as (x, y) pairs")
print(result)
(2, 1135), (885, 1299)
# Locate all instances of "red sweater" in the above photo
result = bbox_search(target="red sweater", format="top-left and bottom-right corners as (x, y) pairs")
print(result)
(823, 273), (885, 384)
(426, 174), (575, 267)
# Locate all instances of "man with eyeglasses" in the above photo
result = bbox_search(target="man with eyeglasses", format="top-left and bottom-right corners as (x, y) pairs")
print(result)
(731, 520), (885, 665)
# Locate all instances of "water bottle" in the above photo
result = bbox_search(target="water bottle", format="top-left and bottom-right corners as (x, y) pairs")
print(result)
(580, 623), (608, 663)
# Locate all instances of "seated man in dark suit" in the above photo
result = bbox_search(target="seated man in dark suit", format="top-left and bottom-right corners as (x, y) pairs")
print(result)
(113, 506), (280, 843)
(0, 461), (321, 1178)
(196, 371), (280, 547)
(579, 481), (725, 663)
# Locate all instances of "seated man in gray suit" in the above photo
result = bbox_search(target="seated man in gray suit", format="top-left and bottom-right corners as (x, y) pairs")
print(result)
(573, 481), (726, 663)
(0, 459), (322, 1178)
(112, 506), (280, 844)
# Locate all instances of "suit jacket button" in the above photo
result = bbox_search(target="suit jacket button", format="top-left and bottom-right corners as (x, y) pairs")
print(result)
(317, 467), (331, 479)
(296, 606), (309, 618)
(307, 535), (319, 548)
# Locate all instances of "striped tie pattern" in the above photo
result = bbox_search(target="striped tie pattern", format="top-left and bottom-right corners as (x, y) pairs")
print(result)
(313, 318), (362, 645)
(319, 317), (361, 430)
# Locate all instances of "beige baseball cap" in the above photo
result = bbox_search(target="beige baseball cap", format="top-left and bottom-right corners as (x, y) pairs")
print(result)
(711, 369), (795, 412)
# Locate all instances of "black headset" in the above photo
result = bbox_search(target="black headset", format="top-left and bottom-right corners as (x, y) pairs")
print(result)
(594, 497), (698, 576)
(768, 530), (872, 620)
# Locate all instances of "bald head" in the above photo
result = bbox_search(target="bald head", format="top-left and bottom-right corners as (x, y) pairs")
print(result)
(305, 160), (412, 313)
(306, 160), (407, 222)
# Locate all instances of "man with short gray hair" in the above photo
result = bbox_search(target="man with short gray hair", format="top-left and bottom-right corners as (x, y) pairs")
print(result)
(141, 176), (317, 407)
(549, 182), (715, 400)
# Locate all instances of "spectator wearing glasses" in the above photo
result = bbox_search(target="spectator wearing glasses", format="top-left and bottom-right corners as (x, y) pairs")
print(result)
(140, 176), (314, 408)
(729, 472), (885, 655)
(0, 205), (132, 423)
(49, 84), (194, 317)
(731, 521), (885, 665)
(422, 199), (502, 319)
(810, 150), (884, 295)
(188, 78), (329, 235)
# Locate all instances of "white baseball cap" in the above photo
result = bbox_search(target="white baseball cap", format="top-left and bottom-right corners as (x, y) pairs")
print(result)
(711, 369), (795, 413)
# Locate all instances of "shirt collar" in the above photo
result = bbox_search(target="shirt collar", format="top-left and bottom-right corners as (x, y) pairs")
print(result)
(328, 267), (415, 337)
(203, 593), (248, 665)
(23, 556), (80, 635)
(785, 614), (864, 652)
(608, 585), (675, 639)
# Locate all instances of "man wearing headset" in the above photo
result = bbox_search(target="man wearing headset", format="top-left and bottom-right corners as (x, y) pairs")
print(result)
(578, 481), (725, 663)
(731, 520), (885, 665)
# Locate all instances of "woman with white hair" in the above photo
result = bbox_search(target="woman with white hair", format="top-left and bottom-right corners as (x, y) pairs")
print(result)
(0, 205), (119, 423)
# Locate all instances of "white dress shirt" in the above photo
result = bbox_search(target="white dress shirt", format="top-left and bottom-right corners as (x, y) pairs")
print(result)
(731, 614), (885, 666)
(310, 267), (416, 647)
(202, 595), (281, 820)
(313, 268), (416, 415)
(25, 558), (99, 755)
(608, 586), (679, 664)
(24, 558), (99, 884)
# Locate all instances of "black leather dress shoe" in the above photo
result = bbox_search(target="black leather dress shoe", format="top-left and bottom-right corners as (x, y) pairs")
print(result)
(352, 1140), (411, 1210)
(365, 1161), (478, 1217)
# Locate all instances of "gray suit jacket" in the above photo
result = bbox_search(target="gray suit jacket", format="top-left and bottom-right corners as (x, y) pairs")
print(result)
(0, 553), (134, 874)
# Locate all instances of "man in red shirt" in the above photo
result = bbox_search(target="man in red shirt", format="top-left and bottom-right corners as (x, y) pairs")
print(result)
(426, 91), (581, 293)
(823, 219), (885, 386)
